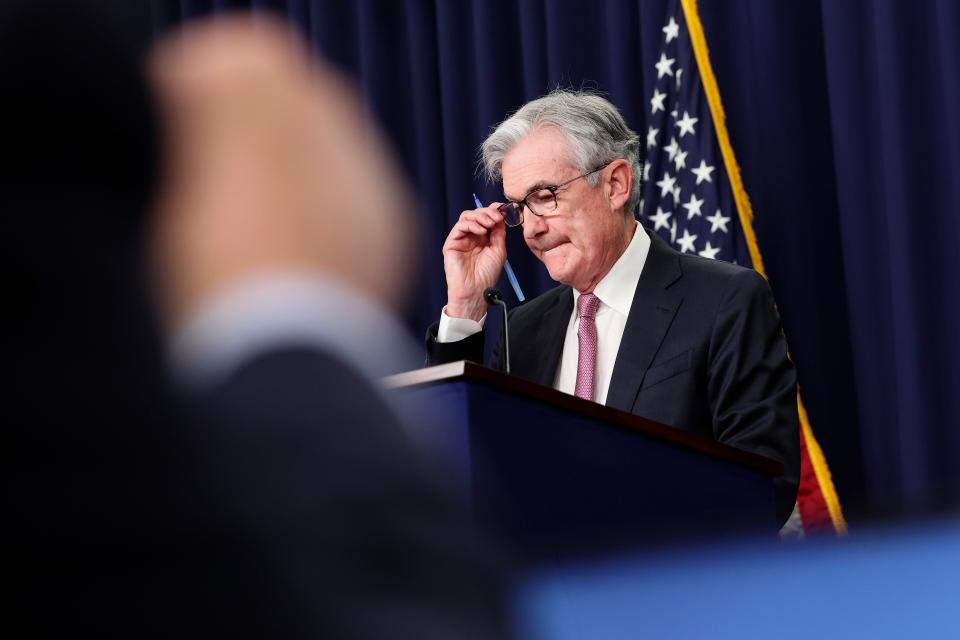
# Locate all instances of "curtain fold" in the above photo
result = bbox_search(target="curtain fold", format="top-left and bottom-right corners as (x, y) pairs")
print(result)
(819, 0), (960, 510)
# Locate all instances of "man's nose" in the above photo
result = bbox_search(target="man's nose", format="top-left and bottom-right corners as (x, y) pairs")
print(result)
(522, 213), (548, 240)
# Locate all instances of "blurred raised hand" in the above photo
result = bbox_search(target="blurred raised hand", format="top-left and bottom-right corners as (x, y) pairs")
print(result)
(149, 15), (418, 332)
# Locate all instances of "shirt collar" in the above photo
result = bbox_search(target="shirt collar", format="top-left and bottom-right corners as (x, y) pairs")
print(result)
(572, 220), (650, 316)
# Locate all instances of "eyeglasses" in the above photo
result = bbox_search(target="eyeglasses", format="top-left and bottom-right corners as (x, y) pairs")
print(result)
(498, 163), (611, 227)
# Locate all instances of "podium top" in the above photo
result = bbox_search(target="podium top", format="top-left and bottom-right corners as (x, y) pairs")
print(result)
(383, 360), (783, 477)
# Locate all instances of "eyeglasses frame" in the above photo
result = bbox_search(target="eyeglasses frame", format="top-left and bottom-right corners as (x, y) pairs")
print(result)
(497, 162), (612, 228)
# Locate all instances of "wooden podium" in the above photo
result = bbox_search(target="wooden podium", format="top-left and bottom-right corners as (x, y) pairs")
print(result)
(384, 361), (782, 560)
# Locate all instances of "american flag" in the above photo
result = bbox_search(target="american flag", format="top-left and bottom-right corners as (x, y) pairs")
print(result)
(641, 0), (845, 537)
(639, 6), (750, 267)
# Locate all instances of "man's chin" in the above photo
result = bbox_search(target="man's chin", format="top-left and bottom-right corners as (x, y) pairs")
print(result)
(542, 251), (575, 286)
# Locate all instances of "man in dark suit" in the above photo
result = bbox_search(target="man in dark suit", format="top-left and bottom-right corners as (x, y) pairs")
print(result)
(8, 4), (506, 637)
(426, 90), (799, 526)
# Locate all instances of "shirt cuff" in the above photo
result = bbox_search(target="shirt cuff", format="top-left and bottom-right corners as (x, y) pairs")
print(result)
(437, 306), (486, 343)
(168, 271), (420, 388)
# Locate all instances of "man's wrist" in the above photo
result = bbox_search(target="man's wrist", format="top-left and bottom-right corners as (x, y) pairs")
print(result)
(445, 297), (487, 322)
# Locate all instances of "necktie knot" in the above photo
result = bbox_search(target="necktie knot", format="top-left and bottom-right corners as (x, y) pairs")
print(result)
(578, 293), (601, 320)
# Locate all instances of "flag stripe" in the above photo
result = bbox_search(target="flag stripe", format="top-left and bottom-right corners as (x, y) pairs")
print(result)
(799, 391), (848, 534)
(680, 0), (847, 533)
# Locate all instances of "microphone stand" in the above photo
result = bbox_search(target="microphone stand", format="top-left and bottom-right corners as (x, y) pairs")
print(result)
(483, 287), (510, 375)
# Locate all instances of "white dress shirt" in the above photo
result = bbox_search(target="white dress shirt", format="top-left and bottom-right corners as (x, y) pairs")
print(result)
(439, 221), (650, 405)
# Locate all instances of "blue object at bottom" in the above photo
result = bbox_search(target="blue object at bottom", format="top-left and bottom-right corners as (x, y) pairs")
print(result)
(515, 517), (960, 639)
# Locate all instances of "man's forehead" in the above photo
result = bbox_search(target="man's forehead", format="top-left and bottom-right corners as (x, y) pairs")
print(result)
(501, 129), (577, 199)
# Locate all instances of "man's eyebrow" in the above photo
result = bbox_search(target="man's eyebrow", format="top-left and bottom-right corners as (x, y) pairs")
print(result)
(504, 180), (553, 203)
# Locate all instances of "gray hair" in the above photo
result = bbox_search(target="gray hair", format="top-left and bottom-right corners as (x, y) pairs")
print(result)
(481, 89), (643, 215)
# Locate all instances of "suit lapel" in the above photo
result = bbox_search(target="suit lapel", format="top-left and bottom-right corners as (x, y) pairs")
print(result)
(606, 231), (683, 412)
(530, 287), (573, 387)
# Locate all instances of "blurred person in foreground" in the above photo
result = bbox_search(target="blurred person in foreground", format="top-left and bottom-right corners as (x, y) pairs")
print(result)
(426, 91), (799, 527)
(6, 3), (507, 637)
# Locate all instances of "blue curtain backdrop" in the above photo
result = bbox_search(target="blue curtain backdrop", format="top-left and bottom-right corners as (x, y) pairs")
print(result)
(151, 0), (960, 519)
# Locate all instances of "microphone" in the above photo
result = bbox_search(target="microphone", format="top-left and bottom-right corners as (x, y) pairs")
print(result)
(483, 287), (511, 375)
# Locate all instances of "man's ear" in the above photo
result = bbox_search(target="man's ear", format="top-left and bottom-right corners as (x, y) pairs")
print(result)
(605, 159), (632, 213)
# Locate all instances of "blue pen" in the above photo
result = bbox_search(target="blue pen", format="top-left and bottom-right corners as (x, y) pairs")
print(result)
(473, 194), (526, 302)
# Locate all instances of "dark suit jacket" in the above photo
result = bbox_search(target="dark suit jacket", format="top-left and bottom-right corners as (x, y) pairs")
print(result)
(427, 229), (800, 525)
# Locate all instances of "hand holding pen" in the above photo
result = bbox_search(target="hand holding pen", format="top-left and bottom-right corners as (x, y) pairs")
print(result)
(473, 194), (525, 303)
(439, 194), (524, 322)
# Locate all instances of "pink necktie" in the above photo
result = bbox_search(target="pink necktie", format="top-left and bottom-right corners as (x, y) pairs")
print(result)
(575, 293), (601, 401)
